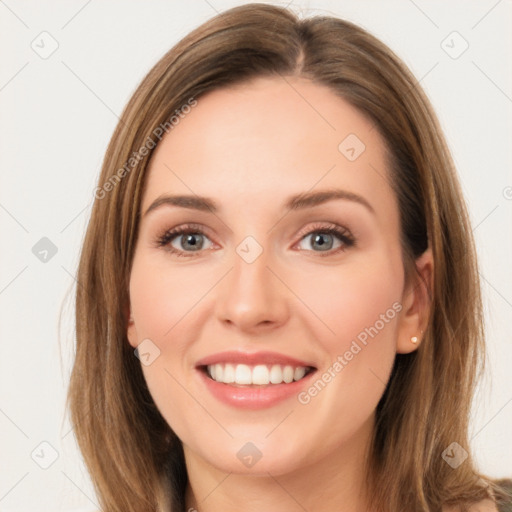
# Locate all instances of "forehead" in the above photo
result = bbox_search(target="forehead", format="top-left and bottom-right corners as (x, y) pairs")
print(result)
(142, 76), (395, 220)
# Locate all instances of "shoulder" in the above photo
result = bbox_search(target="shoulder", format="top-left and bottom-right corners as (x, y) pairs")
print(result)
(442, 499), (499, 512)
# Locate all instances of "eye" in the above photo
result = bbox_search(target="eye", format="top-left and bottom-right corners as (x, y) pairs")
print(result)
(155, 223), (214, 258)
(295, 222), (355, 256)
(155, 222), (356, 258)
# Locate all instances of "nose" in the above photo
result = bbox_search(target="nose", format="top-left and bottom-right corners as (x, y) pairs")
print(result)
(215, 243), (290, 334)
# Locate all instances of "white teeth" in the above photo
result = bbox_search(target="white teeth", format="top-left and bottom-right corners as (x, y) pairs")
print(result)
(222, 363), (235, 384)
(269, 364), (283, 384)
(283, 365), (294, 383)
(205, 363), (310, 385)
(235, 364), (252, 384)
(294, 367), (306, 381)
(252, 365), (269, 385)
(214, 364), (223, 382)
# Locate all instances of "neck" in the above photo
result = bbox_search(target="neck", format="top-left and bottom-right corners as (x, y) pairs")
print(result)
(183, 414), (375, 512)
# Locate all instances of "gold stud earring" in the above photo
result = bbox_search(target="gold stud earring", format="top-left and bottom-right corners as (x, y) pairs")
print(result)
(411, 336), (419, 344)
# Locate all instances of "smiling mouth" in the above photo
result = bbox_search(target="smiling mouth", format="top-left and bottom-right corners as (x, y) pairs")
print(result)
(199, 363), (316, 386)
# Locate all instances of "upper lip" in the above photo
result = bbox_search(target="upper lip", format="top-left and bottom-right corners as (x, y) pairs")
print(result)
(195, 350), (316, 368)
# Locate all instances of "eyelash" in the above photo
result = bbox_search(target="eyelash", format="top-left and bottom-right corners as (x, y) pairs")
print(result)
(155, 222), (356, 258)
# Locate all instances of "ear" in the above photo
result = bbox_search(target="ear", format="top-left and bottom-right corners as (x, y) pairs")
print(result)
(396, 248), (434, 354)
(126, 304), (138, 349)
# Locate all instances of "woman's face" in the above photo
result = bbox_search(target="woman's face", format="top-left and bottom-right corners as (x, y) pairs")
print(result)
(127, 76), (426, 476)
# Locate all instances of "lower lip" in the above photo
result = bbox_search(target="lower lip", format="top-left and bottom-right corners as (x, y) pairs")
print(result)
(197, 368), (316, 410)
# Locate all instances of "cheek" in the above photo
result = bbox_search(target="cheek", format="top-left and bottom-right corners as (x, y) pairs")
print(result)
(128, 256), (209, 436)
(290, 257), (402, 438)
(125, 243), (406, 474)
(296, 255), (402, 406)
(129, 254), (211, 345)
(295, 254), (403, 353)
(128, 252), (223, 403)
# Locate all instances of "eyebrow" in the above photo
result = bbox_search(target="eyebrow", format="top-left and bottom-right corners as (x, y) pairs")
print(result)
(143, 188), (375, 217)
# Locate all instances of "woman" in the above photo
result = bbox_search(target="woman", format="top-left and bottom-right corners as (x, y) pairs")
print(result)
(66, 3), (512, 511)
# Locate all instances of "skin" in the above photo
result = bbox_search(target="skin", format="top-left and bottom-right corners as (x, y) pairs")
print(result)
(126, 75), (437, 512)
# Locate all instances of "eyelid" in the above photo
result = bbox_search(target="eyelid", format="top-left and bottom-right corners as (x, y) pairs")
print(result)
(292, 222), (356, 255)
(155, 221), (356, 257)
(154, 223), (214, 251)
(295, 221), (352, 241)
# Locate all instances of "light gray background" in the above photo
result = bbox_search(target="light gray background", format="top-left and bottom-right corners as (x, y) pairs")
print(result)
(1, 1), (511, 511)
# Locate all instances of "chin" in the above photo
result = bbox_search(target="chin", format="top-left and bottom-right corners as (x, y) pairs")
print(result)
(186, 434), (314, 477)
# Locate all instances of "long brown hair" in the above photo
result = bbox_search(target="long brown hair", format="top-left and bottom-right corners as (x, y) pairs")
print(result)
(65, 3), (511, 511)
